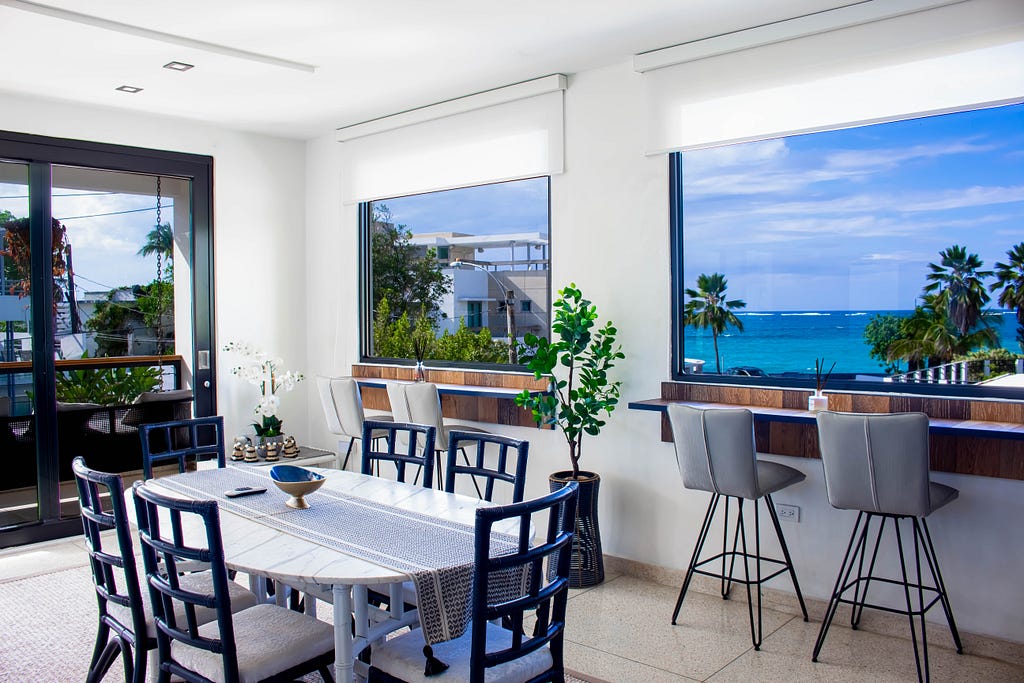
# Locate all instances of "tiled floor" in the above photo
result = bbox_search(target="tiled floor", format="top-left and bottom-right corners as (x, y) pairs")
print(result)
(2, 537), (1022, 682)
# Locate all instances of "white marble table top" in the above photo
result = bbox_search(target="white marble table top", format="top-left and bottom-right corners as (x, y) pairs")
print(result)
(143, 466), (498, 588)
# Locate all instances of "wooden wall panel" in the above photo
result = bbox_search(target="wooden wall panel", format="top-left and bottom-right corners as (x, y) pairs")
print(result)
(657, 382), (1024, 480)
(351, 364), (547, 429)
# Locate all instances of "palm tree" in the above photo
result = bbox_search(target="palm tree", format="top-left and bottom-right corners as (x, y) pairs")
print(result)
(991, 242), (1024, 351)
(888, 294), (999, 368)
(684, 272), (746, 374)
(138, 222), (173, 282)
(923, 244), (993, 337)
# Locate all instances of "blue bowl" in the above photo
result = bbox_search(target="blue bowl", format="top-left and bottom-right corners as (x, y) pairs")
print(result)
(269, 465), (325, 508)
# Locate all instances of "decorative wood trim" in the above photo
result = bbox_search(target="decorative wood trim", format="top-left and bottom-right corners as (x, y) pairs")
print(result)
(637, 381), (1024, 480)
(351, 364), (548, 429)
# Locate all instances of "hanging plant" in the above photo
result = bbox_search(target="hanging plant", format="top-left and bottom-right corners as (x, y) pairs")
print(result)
(0, 216), (69, 314)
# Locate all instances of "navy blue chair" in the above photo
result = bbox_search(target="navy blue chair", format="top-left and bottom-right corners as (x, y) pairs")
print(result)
(367, 482), (579, 683)
(139, 416), (226, 480)
(131, 481), (335, 683)
(73, 457), (152, 683)
(444, 430), (529, 503)
(361, 419), (437, 487)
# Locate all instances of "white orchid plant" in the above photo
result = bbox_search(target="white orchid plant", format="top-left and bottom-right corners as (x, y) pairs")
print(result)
(223, 341), (304, 437)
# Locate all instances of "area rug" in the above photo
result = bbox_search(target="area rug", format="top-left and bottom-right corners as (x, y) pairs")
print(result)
(0, 564), (603, 682)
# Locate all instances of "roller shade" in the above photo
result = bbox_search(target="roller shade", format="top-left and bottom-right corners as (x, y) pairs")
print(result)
(640, 0), (1024, 154)
(339, 77), (565, 203)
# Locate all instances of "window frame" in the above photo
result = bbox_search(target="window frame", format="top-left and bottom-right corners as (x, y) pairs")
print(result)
(669, 150), (1024, 400)
(358, 177), (552, 371)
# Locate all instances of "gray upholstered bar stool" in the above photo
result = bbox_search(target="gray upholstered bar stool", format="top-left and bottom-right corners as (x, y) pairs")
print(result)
(814, 411), (962, 682)
(668, 404), (808, 649)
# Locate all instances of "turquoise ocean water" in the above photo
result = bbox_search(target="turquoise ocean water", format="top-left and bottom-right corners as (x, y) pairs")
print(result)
(683, 310), (1021, 376)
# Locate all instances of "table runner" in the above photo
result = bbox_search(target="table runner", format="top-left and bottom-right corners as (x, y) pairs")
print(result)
(156, 467), (523, 645)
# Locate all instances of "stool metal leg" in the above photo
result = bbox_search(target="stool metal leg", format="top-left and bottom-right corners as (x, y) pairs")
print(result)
(894, 516), (927, 682)
(736, 497), (764, 650)
(919, 518), (963, 653)
(851, 514), (885, 629)
(722, 497), (742, 600)
(814, 512), (869, 662)
(672, 494), (719, 624)
(765, 493), (808, 622)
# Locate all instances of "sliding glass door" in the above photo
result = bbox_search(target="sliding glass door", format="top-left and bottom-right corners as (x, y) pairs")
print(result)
(0, 132), (216, 546)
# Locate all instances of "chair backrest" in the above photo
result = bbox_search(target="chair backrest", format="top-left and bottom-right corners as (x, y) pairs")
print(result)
(316, 376), (365, 438)
(445, 430), (529, 503)
(385, 380), (414, 423)
(470, 482), (579, 683)
(139, 416), (226, 480)
(131, 481), (241, 682)
(816, 410), (932, 516)
(361, 419), (437, 487)
(72, 457), (149, 650)
(667, 404), (760, 499)
(404, 382), (447, 446)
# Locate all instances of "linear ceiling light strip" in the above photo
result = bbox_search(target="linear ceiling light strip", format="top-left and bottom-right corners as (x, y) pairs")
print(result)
(0, 0), (316, 73)
(633, 0), (968, 72)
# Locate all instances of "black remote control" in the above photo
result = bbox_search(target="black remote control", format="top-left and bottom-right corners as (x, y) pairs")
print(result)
(224, 486), (267, 498)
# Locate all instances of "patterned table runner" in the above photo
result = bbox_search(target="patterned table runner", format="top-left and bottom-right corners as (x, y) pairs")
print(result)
(156, 466), (521, 645)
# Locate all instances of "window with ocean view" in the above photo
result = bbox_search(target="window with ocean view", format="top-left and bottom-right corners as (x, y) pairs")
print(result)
(361, 177), (550, 368)
(673, 102), (1024, 394)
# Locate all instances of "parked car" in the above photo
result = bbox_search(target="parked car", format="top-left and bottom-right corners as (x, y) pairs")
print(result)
(726, 366), (768, 377)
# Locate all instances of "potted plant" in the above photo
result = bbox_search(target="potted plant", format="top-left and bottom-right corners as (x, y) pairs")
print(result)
(516, 283), (624, 587)
(223, 342), (304, 450)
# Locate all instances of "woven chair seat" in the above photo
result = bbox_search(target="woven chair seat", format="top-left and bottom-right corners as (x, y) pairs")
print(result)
(171, 603), (334, 683)
(371, 620), (553, 683)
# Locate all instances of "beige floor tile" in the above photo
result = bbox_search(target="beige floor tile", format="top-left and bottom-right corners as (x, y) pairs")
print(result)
(0, 537), (88, 582)
(564, 575), (794, 680)
(563, 640), (699, 683)
(708, 616), (1024, 683)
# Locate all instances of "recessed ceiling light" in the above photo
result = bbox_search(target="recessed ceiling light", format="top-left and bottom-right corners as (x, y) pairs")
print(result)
(115, 85), (143, 93)
(163, 61), (194, 72)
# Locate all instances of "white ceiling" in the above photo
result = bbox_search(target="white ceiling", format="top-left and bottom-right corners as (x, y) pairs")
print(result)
(0, 0), (858, 140)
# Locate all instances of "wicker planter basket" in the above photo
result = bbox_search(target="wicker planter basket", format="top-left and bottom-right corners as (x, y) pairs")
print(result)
(549, 470), (604, 588)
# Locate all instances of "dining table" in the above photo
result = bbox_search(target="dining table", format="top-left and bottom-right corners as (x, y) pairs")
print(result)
(140, 464), (514, 683)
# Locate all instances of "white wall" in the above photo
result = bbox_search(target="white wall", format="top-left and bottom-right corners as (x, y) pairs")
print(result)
(0, 92), (309, 440)
(303, 57), (1024, 643)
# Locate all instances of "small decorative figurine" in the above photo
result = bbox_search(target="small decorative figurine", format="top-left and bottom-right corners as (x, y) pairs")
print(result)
(282, 436), (299, 458)
(244, 445), (259, 462)
(265, 441), (280, 462)
(230, 443), (246, 461)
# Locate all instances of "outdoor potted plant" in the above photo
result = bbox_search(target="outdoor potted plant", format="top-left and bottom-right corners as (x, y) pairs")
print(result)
(516, 283), (625, 587)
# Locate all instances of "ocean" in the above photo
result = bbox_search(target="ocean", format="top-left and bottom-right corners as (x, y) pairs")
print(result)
(683, 310), (1021, 376)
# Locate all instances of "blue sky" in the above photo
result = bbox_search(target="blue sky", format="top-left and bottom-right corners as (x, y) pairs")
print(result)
(374, 176), (549, 238)
(682, 102), (1024, 312)
(0, 183), (165, 292)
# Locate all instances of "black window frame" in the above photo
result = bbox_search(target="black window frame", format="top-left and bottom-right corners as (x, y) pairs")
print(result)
(669, 151), (1024, 400)
(358, 177), (552, 371)
(0, 130), (216, 546)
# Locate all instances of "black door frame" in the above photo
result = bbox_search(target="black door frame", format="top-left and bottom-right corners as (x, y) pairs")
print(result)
(0, 130), (216, 546)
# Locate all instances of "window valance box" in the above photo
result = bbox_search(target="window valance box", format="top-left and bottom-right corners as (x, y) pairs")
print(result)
(638, 0), (1024, 154)
(338, 75), (566, 204)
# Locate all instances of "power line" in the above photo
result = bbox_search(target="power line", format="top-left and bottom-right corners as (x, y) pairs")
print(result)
(57, 204), (174, 221)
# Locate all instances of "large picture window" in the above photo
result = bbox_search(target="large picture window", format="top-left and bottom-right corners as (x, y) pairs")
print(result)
(672, 102), (1024, 396)
(361, 177), (550, 368)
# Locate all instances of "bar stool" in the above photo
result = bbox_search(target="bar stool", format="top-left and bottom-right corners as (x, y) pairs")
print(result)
(814, 411), (962, 682)
(668, 404), (808, 649)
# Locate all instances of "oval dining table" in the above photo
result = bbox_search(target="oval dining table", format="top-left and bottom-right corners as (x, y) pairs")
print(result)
(141, 465), (508, 683)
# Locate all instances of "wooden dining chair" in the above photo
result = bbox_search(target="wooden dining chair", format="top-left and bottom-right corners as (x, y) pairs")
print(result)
(367, 482), (579, 683)
(361, 419), (437, 487)
(444, 430), (529, 503)
(131, 481), (335, 683)
(139, 415), (226, 480)
(72, 457), (257, 683)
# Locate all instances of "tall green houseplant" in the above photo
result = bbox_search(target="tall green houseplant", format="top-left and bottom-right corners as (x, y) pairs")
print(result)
(515, 283), (625, 480)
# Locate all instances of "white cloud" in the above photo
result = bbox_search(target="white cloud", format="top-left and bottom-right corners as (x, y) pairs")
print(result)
(825, 140), (997, 171)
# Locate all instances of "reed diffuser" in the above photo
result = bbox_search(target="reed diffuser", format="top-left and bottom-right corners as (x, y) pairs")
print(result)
(809, 357), (836, 412)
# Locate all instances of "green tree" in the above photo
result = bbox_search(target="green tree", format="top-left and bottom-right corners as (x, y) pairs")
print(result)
(137, 222), (173, 276)
(683, 272), (746, 374)
(863, 313), (905, 374)
(924, 245), (993, 337)
(888, 294), (998, 368)
(991, 242), (1024, 352)
(86, 280), (173, 357)
(138, 222), (173, 353)
(371, 204), (451, 322)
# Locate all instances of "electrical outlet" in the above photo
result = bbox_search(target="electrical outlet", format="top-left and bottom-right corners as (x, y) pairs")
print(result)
(775, 503), (800, 522)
